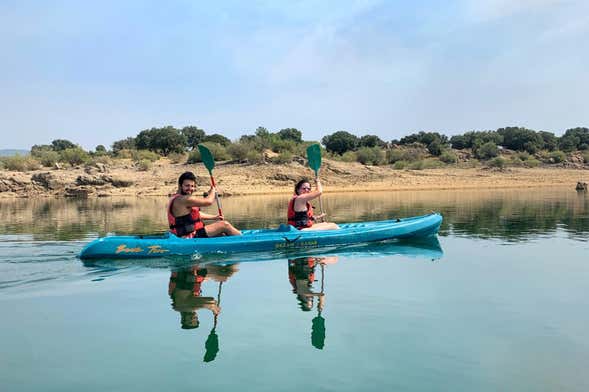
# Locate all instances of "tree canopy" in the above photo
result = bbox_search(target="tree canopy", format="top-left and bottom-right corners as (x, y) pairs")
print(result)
(322, 131), (359, 154)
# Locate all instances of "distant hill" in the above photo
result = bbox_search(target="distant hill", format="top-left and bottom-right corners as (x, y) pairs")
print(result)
(0, 149), (29, 157)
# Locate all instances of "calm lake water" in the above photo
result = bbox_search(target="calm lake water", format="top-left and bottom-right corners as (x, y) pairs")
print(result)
(1, 188), (588, 391)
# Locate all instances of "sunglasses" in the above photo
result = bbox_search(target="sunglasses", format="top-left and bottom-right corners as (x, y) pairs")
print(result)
(301, 186), (311, 191)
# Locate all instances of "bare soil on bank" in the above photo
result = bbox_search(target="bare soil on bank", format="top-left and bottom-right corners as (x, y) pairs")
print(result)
(0, 158), (587, 199)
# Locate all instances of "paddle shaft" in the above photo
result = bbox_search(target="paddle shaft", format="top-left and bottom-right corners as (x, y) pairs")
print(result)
(314, 171), (325, 223)
(209, 174), (223, 220)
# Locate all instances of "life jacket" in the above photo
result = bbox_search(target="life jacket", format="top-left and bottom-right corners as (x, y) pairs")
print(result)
(169, 267), (206, 297)
(168, 194), (204, 238)
(287, 195), (314, 229)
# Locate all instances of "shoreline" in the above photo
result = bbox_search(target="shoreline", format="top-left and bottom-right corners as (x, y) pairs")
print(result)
(0, 159), (587, 199)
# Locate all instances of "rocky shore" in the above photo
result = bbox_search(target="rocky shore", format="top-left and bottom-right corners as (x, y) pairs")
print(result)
(0, 158), (587, 199)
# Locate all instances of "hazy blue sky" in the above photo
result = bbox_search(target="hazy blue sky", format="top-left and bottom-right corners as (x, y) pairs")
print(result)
(1, 0), (588, 150)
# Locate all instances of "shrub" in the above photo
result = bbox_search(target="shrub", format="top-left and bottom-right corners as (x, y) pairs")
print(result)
(487, 157), (506, 169)
(407, 159), (444, 170)
(136, 159), (152, 171)
(132, 149), (160, 162)
(386, 149), (405, 164)
(392, 160), (408, 170)
(583, 152), (589, 164)
(356, 147), (385, 165)
(88, 155), (112, 166)
(59, 148), (90, 166)
(547, 150), (566, 164)
(516, 151), (530, 161)
(524, 158), (541, 168)
(205, 142), (230, 161)
(427, 140), (443, 156)
(340, 151), (357, 162)
(508, 156), (523, 167)
(387, 147), (426, 163)
(475, 142), (499, 160)
(273, 151), (293, 164)
(0, 155), (40, 171)
(187, 150), (201, 164)
(246, 150), (264, 164)
(168, 152), (186, 164)
(35, 150), (60, 167)
(227, 143), (250, 161)
(186, 143), (229, 163)
(115, 149), (134, 159)
(439, 150), (457, 164)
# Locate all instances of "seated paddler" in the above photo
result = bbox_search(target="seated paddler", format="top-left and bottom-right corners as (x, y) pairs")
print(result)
(168, 171), (241, 238)
(287, 178), (339, 231)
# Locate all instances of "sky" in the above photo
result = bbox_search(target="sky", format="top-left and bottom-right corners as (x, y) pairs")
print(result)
(1, 0), (588, 150)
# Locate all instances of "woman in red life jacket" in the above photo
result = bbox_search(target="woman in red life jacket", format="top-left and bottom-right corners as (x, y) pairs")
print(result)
(168, 171), (241, 238)
(287, 178), (339, 231)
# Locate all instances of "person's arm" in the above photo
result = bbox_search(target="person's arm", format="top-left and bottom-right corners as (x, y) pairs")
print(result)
(295, 180), (322, 203)
(199, 212), (223, 220)
(183, 186), (216, 208)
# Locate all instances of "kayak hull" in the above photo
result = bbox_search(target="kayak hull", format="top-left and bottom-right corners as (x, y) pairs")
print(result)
(79, 213), (443, 260)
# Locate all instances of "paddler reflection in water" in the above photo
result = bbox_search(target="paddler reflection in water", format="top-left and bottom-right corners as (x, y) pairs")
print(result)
(288, 256), (338, 349)
(168, 263), (239, 362)
(288, 179), (339, 231)
(168, 171), (241, 238)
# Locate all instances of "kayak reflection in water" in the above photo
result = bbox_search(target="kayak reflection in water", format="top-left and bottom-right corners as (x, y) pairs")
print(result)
(288, 256), (338, 349)
(168, 171), (241, 238)
(287, 179), (339, 231)
(168, 263), (239, 363)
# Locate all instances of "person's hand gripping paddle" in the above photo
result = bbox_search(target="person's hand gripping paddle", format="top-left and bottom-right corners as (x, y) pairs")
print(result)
(197, 144), (223, 220)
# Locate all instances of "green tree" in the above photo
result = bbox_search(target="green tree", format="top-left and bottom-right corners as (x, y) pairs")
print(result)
(539, 131), (558, 151)
(427, 140), (443, 156)
(95, 145), (107, 155)
(359, 134), (386, 148)
(181, 126), (206, 150)
(399, 131), (448, 146)
(558, 136), (580, 152)
(277, 128), (302, 143)
(51, 139), (76, 151)
(203, 133), (231, 147)
(30, 144), (53, 157)
(136, 126), (187, 155)
(449, 135), (468, 149)
(112, 137), (136, 153)
(497, 127), (543, 152)
(322, 131), (359, 154)
(561, 127), (589, 150)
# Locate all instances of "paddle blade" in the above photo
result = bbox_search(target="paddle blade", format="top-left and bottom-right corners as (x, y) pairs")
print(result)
(197, 144), (215, 173)
(306, 144), (322, 174)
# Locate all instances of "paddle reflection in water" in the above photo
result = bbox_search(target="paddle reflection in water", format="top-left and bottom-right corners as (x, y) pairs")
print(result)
(168, 263), (239, 363)
(288, 255), (338, 350)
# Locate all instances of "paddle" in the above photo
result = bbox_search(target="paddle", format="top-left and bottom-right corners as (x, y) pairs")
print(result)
(197, 144), (223, 220)
(306, 144), (325, 222)
(203, 281), (222, 363)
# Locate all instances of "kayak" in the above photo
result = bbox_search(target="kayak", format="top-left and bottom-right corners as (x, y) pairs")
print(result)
(79, 213), (443, 260)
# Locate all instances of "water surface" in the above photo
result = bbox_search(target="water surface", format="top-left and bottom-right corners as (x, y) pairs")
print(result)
(1, 188), (588, 391)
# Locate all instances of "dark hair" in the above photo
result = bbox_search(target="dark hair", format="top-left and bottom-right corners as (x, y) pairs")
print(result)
(178, 171), (197, 187)
(294, 178), (310, 195)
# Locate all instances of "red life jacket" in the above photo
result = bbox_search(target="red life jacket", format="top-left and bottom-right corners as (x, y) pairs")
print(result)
(167, 194), (204, 238)
(287, 195), (314, 229)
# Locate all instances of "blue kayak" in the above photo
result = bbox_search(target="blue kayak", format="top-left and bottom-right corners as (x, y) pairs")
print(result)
(79, 213), (443, 260)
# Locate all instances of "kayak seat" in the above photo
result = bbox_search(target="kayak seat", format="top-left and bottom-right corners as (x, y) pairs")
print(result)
(277, 223), (296, 232)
